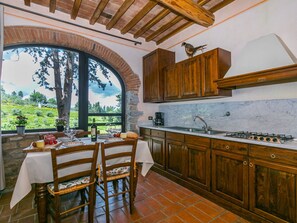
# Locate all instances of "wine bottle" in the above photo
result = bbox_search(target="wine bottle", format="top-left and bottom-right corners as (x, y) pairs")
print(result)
(91, 118), (97, 142)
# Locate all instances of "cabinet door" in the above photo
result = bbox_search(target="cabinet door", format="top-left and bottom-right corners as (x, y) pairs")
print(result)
(180, 56), (202, 98)
(212, 150), (249, 208)
(202, 48), (231, 97)
(184, 143), (210, 191)
(164, 64), (180, 101)
(166, 139), (184, 177)
(143, 52), (160, 102)
(249, 158), (297, 223)
(151, 137), (166, 169)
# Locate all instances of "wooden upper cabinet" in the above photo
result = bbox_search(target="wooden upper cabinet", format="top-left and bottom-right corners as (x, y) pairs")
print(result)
(180, 56), (203, 99)
(202, 48), (232, 97)
(163, 48), (231, 102)
(143, 48), (175, 102)
(164, 63), (181, 100)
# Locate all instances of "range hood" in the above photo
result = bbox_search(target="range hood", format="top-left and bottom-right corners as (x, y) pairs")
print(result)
(225, 33), (297, 78)
(216, 34), (297, 89)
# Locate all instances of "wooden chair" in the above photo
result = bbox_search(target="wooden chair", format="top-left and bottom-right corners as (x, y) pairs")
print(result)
(47, 143), (99, 223)
(96, 139), (137, 223)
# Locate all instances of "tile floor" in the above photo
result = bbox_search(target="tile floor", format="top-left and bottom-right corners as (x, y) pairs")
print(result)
(0, 171), (250, 223)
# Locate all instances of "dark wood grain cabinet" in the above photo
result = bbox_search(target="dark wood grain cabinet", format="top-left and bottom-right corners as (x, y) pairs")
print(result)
(163, 48), (231, 101)
(211, 139), (249, 208)
(139, 127), (297, 223)
(249, 145), (297, 223)
(143, 48), (175, 102)
(184, 135), (211, 191)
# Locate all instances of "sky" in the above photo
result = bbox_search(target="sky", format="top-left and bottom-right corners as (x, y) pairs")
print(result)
(1, 49), (121, 107)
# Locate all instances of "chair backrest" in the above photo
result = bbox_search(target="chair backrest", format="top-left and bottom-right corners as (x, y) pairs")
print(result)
(100, 139), (137, 179)
(50, 143), (99, 192)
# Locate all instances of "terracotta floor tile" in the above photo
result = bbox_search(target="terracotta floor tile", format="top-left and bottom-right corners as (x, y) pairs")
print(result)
(186, 206), (213, 222)
(178, 194), (203, 207)
(110, 208), (130, 223)
(137, 211), (167, 223)
(151, 194), (173, 207)
(162, 203), (185, 217)
(177, 209), (202, 223)
(162, 191), (183, 203)
(195, 201), (224, 218)
(134, 200), (155, 217)
(160, 215), (185, 223)
(219, 211), (242, 223)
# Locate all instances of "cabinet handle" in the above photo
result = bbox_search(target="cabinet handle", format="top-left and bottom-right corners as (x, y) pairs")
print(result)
(270, 154), (276, 159)
(225, 145), (230, 150)
(243, 161), (248, 166)
(249, 162), (253, 167)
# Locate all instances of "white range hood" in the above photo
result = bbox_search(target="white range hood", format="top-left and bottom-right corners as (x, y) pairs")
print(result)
(225, 33), (297, 77)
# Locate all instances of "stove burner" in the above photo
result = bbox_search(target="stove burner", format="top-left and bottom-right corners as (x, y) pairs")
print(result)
(226, 131), (294, 144)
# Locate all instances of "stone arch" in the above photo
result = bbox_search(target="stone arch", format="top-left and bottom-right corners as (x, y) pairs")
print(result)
(4, 26), (142, 130)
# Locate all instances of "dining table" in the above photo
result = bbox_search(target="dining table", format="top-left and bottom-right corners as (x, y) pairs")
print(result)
(10, 137), (154, 223)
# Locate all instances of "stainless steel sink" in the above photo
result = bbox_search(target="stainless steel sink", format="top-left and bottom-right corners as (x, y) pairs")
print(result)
(163, 126), (226, 135)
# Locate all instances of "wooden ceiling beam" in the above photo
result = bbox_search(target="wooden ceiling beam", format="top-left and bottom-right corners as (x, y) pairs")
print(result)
(134, 8), (170, 39)
(71, 0), (82, 19)
(49, 0), (56, 13)
(156, 21), (193, 44)
(155, 0), (235, 44)
(106, 0), (135, 30)
(89, 0), (109, 25)
(121, 1), (157, 34)
(154, 0), (214, 27)
(146, 16), (183, 42)
(24, 0), (30, 6)
(197, 0), (211, 6)
(209, 0), (235, 13)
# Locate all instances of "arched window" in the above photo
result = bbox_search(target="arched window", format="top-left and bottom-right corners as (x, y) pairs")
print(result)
(1, 45), (125, 133)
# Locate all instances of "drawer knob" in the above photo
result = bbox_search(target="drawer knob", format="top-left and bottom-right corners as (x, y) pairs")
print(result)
(270, 154), (276, 159)
(243, 161), (248, 166)
(225, 145), (230, 150)
(249, 162), (254, 167)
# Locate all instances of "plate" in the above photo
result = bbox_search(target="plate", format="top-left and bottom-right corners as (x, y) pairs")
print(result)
(63, 141), (84, 147)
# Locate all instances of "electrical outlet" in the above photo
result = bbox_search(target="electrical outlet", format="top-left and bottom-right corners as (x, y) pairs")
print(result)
(148, 116), (153, 120)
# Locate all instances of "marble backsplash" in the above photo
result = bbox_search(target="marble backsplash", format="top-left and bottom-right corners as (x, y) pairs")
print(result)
(153, 99), (297, 137)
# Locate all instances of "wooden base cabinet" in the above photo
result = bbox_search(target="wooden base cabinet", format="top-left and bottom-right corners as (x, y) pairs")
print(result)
(184, 135), (211, 191)
(151, 130), (166, 170)
(211, 140), (249, 208)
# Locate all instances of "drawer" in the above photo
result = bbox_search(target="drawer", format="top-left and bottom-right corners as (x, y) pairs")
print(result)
(151, 129), (165, 138)
(250, 145), (297, 166)
(212, 139), (248, 155)
(185, 135), (210, 147)
(140, 127), (150, 136)
(166, 132), (184, 142)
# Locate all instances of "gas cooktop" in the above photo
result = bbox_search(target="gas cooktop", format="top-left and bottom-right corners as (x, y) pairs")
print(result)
(225, 131), (294, 144)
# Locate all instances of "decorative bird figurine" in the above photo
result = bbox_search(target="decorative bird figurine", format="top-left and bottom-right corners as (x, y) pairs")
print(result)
(181, 42), (207, 57)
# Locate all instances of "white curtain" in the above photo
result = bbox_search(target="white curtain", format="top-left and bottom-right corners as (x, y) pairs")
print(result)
(0, 5), (6, 190)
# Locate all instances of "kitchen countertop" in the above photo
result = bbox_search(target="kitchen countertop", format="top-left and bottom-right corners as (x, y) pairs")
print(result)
(139, 125), (297, 151)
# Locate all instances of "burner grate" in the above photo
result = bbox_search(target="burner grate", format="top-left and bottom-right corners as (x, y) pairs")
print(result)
(226, 131), (294, 144)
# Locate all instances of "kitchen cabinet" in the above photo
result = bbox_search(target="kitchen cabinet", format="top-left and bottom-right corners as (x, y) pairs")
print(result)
(163, 48), (231, 102)
(211, 139), (249, 208)
(184, 135), (211, 191)
(249, 145), (297, 223)
(166, 132), (185, 177)
(143, 48), (175, 102)
(163, 63), (180, 100)
(150, 130), (166, 169)
(139, 127), (297, 223)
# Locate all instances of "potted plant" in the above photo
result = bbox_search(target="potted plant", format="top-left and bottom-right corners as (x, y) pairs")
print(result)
(55, 118), (67, 132)
(15, 115), (28, 135)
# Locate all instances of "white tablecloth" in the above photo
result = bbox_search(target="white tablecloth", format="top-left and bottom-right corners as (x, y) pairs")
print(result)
(10, 139), (153, 209)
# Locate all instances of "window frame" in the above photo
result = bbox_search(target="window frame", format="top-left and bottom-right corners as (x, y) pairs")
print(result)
(2, 44), (126, 134)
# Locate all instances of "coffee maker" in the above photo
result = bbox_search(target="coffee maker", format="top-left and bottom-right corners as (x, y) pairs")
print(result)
(154, 112), (164, 126)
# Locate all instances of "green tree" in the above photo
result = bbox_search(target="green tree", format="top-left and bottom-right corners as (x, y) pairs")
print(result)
(30, 90), (47, 103)
(14, 47), (111, 124)
(11, 91), (17, 96)
(18, 91), (23, 98)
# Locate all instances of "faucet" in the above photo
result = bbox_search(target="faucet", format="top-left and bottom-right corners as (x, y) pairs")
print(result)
(193, 115), (211, 132)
